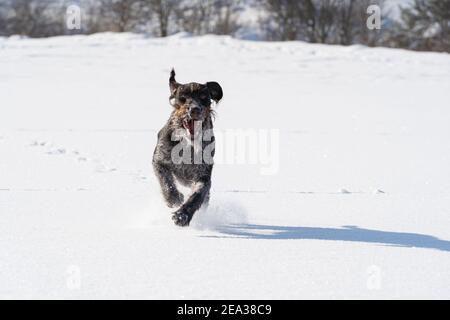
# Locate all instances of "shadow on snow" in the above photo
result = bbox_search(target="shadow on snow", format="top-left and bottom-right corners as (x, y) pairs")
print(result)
(205, 224), (450, 252)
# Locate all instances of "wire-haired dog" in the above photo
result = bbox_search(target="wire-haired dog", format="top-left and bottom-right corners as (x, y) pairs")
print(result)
(153, 69), (223, 226)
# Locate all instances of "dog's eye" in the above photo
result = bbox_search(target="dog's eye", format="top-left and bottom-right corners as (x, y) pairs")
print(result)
(178, 96), (186, 104)
(200, 94), (208, 100)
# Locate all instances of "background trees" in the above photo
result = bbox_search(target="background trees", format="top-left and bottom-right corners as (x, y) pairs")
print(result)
(393, 0), (450, 52)
(0, 0), (65, 37)
(0, 0), (448, 53)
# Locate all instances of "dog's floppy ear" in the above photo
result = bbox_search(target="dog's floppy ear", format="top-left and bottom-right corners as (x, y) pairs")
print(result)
(169, 68), (179, 95)
(206, 81), (223, 103)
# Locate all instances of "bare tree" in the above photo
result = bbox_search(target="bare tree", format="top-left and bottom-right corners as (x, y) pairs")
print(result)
(174, 0), (213, 35)
(261, 0), (304, 41)
(0, 1), (8, 36)
(334, 0), (356, 45)
(147, 0), (177, 37)
(312, 0), (338, 43)
(398, 0), (450, 52)
(2, 0), (65, 37)
(98, 0), (144, 32)
(174, 0), (242, 36)
(211, 0), (242, 35)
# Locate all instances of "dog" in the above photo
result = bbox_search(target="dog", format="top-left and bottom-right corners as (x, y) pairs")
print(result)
(152, 69), (223, 226)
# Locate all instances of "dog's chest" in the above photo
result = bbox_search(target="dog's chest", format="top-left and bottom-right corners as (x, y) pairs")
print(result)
(173, 138), (214, 180)
(172, 161), (212, 186)
(154, 123), (215, 185)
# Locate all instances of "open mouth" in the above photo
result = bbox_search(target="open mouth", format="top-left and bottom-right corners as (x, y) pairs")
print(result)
(183, 119), (197, 137)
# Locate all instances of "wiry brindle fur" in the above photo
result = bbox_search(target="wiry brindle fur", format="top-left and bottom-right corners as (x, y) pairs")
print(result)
(153, 69), (223, 226)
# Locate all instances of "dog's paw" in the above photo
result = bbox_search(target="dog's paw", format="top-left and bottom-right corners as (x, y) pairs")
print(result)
(172, 209), (192, 227)
(166, 191), (184, 208)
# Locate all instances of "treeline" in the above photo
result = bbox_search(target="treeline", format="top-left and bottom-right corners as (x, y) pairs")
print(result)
(0, 0), (448, 53)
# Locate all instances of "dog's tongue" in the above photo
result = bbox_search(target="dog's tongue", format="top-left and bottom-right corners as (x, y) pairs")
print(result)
(184, 120), (195, 136)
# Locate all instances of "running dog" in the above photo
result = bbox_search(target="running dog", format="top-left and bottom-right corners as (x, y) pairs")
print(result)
(153, 69), (223, 226)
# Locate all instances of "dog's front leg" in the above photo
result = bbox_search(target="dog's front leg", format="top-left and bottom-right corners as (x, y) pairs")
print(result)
(172, 179), (211, 226)
(153, 161), (184, 208)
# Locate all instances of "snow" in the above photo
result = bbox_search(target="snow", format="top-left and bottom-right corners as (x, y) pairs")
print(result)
(1, 33), (450, 299)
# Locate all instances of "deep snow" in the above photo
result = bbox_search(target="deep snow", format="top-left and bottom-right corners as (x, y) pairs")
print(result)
(0, 33), (449, 299)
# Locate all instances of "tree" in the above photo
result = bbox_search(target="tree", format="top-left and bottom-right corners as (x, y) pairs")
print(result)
(99, 0), (143, 32)
(0, 1), (8, 36)
(2, 0), (65, 37)
(211, 0), (242, 35)
(261, 0), (342, 43)
(398, 0), (450, 52)
(312, 0), (338, 43)
(147, 0), (176, 37)
(335, 0), (355, 45)
(174, 0), (214, 35)
(261, 0), (305, 41)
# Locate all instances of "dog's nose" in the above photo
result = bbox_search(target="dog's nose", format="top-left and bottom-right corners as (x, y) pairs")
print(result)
(189, 106), (201, 117)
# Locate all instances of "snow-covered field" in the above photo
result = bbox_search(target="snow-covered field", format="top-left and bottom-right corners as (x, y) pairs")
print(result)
(1, 33), (450, 299)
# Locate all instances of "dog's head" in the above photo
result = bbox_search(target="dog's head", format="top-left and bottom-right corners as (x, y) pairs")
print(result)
(168, 69), (223, 136)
